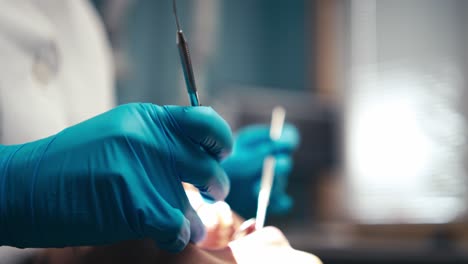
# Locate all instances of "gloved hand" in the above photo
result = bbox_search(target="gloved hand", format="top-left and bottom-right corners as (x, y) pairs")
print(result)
(0, 103), (232, 252)
(223, 124), (300, 219)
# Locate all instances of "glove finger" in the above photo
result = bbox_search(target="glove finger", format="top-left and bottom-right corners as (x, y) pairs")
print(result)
(223, 143), (273, 178)
(223, 145), (292, 185)
(269, 193), (293, 214)
(163, 179), (207, 244)
(235, 124), (300, 152)
(270, 155), (292, 194)
(272, 124), (300, 153)
(179, 153), (230, 201)
(163, 106), (233, 159)
(270, 155), (293, 215)
(275, 154), (292, 181)
(253, 127), (299, 164)
(159, 180), (207, 244)
(235, 124), (270, 147)
(183, 205), (206, 243)
(142, 197), (191, 252)
(274, 154), (293, 177)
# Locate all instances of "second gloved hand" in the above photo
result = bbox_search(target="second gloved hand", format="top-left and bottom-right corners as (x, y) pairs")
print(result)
(223, 124), (300, 219)
(0, 103), (232, 252)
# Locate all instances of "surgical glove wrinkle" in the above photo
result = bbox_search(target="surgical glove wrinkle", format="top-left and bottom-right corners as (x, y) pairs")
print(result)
(0, 103), (233, 252)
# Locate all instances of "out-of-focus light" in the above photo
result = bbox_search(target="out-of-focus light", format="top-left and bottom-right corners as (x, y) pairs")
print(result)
(349, 96), (431, 186)
(346, 71), (467, 224)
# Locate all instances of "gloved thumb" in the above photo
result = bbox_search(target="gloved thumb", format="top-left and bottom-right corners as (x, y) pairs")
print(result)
(163, 106), (233, 159)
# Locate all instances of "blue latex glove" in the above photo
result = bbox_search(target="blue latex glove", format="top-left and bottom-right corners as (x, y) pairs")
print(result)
(223, 124), (300, 219)
(0, 103), (232, 252)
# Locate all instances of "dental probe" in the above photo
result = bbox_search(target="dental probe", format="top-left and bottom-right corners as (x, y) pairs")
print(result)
(255, 106), (286, 230)
(173, 0), (200, 106)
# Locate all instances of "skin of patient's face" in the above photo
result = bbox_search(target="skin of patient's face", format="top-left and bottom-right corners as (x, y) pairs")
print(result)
(34, 239), (236, 264)
(33, 227), (321, 264)
(229, 227), (322, 264)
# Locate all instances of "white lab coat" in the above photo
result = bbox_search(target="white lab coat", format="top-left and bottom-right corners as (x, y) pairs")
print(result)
(0, 0), (115, 261)
(0, 0), (115, 145)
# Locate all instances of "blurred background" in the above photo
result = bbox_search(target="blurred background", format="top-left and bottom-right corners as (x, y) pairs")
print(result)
(91, 0), (468, 263)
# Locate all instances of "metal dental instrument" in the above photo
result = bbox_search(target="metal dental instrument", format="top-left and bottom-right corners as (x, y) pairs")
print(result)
(255, 106), (286, 230)
(173, 0), (200, 106)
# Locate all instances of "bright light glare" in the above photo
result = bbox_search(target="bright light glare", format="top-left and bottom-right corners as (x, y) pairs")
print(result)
(346, 70), (467, 224)
(349, 97), (431, 187)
